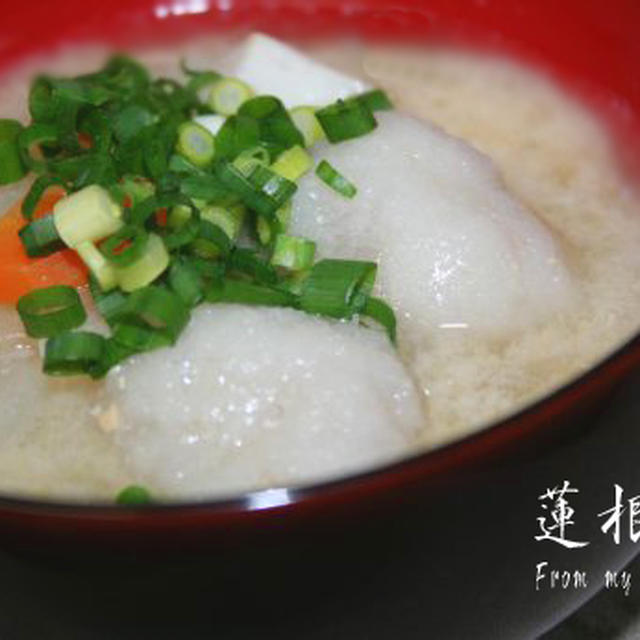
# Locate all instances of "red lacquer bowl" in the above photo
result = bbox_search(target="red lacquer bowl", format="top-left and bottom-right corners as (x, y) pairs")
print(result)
(1, 2), (640, 638)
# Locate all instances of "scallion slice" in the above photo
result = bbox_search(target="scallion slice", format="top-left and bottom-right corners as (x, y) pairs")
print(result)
(229, 248), (278, 285)
(315, 160), (357, 198)
(19, 215), (65, 257)
(17, 285), (87, 338)
(270, 234), (316, 271)
(205, 278), (296, 307)
(362, 296), (397, 344)
(164, 218), (201, 251)
(238, 95), (304, 156)
(216, 160), (297, 218)
(256, 201), (291, 246)
(117, 285), (189, 344)
(270, 145), (312, 182)
(21, 176), (67, 221)
(111, 322), (171, 352)
(175, 121), (216, 167)
(298, 259), (377, 318)
(289, 107), (324, 147)
(116, 485), (152, 506)
(208, 77), (254, 116)
(191, 219), (232, 259)
(43, 331), (106, 376)
(179, 174), (228, 201)
(89, 275), (129, 326)
(18, 122), (59, 173)
(0, 119), (27, 185)
(201, 203), (245, 241)
(315, 99), (377, 143)
(169, 258), (204, 307)
(352, 89), (393, 112)
(100, 225), (149, 267)
(114, 233), (170, 292)
(214, 114), (261, 160)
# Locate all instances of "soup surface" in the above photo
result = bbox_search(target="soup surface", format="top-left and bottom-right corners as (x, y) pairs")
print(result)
(1, 35), (639, 501)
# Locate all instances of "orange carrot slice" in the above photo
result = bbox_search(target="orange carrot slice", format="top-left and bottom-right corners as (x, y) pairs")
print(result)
(0, 187), (88, 305)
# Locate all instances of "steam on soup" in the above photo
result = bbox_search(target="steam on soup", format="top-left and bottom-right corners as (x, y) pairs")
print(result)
(0, 34), (638, 501)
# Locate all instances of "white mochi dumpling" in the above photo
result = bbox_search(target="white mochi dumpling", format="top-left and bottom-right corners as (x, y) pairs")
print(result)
(218, 32), (370, 108)
(105, 305), (425, 499)
(290, 111), (576, 338)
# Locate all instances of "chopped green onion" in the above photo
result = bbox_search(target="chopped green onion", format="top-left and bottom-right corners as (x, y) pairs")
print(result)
(89, 275), (129, 326)
(19, 215), (65, 257)
(117, 285), (189, 344)
(238, 95), (304, 156)
(256, 201), (292, 246)
(352, 89), (393, 112)
(21, 176), (67, 221)
(315, 160), (357, 198)
(201, 203), (245, 241)
(235, 145), (271, 166)
(112, 104), (158, 143)
(43, 331), (106, 376)
(271, 145), (312, 182)
(270, 234), (316, 271)
(76, 241), (117, 291)
(128, 193), (193, 228)
(278, 268), (311, 296)
(216, 160), (297, 218)
(289, 106), (324, 147)
(17, 122), (59, 173)
(17, 285), (87, 338)
(206, 278), (296, 307)
(28, 76), (54, 122)
(114, 233), (170, 292)
(88, 337), (133, 378)
(168, 203), (193, 229)
(315, 99), (377, 143)
(0, 119), (27, 185)
(9, 53), (399, 379)
(116, 485), (152, 506)
(54, 185), (123, 248)
(169, 258), (204, 307)
(187, 256), (226, 282)
(214, 115), (261, 160)
(181, 59), (222, 95)
(111, 322), (171, 353)
(208, 77), (254, 116)
(168, 153), (200, 175)
(191, 219), (232, 259)
(175, 121), (216, 167)
(110, 175), (155, 208)
(99, 225), (149, 267)
(164, 218), (201, 251)
(229, 248), (278, 285)
(256, 215), (272, 246)
(298, 259), (377, 318)
(179, 174), (228, 201)
(361, 296), (397, 344)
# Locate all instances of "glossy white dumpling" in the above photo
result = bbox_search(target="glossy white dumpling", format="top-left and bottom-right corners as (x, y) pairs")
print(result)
(290, 111), (575, 338)
(218, 33), (370, 108)
(105, 305), (425, 499)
